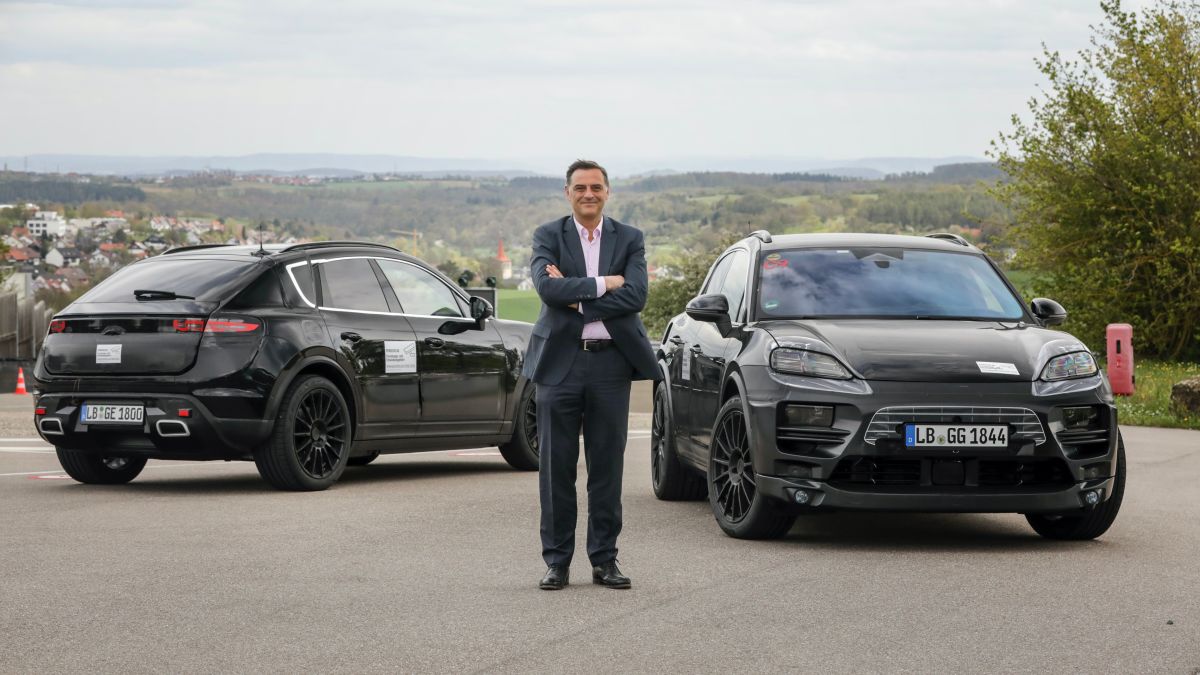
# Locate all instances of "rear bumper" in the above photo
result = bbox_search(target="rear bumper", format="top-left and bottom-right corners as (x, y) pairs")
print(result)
(34, 392), (272, 459)
(758, 474), (1116, 514)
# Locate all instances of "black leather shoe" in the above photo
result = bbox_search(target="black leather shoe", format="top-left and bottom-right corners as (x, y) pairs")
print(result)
(539, 565), (569, 590)
(592, 560), (631, 589)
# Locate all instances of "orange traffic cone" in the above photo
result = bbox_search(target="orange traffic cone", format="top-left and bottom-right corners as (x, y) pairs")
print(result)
(14, 367), (28, 395)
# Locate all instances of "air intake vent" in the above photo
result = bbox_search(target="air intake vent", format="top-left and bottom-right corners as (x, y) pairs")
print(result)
(830, 457), (922, 486)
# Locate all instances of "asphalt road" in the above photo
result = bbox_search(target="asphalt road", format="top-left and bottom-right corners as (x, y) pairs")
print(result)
(1, 391), (1198, 673)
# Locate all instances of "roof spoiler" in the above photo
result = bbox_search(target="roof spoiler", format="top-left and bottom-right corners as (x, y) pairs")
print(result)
(749, 230), (773, 244)
(924, 232), (970, 247)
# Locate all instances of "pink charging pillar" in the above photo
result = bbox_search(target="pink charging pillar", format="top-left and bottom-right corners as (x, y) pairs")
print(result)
(1106, 323), (1134, 396)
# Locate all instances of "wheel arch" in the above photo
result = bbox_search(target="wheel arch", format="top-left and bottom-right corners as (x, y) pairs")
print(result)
(266, 353), (359, 439)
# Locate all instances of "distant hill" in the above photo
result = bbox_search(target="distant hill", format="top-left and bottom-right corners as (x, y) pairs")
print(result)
(0, 153), (989, 180)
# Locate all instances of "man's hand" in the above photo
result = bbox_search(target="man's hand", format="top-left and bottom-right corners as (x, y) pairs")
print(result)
(604, 275), (625, 291)
(546, 264), (563, 278)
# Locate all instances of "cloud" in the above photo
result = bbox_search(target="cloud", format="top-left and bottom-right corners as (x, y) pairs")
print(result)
(0, 0), (1155, 159)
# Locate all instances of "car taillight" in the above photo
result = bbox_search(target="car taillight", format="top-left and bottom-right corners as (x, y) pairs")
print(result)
(173, 318), (206, 333)
(48, 320), (66, 334)
(204, 318), (261, 334)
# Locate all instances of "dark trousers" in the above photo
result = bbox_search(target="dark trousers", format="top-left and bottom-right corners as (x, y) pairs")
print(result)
(537, 347), (633, 567)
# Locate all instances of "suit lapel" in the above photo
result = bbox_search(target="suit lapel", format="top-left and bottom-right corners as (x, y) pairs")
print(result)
(598, 217), (616, 275)
(560, 216), (586, 276)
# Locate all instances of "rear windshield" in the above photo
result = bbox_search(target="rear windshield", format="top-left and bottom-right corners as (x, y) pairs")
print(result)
(77, 258), (260, 303)
(756, 248), (1025, 320)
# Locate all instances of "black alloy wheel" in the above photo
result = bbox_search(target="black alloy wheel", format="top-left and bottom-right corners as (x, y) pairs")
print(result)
(255, 375), (351, 491)
(499, 383), (539, 471)
(1026, 433), (1127, 540)
(293, 388), (347, 479)
(707, 396), (796, 539)
(651, 384), (706, 500)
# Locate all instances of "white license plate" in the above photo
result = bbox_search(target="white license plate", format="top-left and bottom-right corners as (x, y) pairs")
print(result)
(905, 424), (1007, 448)
(81, 403), (144, 425)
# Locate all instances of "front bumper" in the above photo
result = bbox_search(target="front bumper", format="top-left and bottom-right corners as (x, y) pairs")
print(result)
(758, 475), (1116, 513)
(34, 391), (272, 459)
(739, 366), (1119, 513)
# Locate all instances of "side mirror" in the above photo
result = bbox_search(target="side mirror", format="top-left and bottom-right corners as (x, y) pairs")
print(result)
(686, 293), (731, 335)
(470, 295), (494, 323)
(1030, 297), (1067, 326)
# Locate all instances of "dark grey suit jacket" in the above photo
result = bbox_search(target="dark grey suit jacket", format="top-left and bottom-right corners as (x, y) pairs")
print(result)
(521, 215), (660, 385)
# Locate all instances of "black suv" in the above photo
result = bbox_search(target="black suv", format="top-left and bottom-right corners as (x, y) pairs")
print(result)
(652, 231), (1124, 541)
(33, 241), (538, 490)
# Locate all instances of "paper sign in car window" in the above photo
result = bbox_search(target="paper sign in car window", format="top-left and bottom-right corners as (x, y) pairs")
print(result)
(385, 341), (417, 374)
(762, 253), (789, 270)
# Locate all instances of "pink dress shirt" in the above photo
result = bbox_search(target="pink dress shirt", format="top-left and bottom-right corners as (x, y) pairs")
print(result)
(574, 217), (611, 340)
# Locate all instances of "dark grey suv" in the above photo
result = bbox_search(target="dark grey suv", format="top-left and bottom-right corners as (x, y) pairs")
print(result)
(651, 231), (1124, 540)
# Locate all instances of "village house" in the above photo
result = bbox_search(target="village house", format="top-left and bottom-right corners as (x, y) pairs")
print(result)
(26, 211), (67, 238)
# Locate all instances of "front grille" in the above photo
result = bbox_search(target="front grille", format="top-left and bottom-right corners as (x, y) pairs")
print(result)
(1055, 428), (1110, 459)
(865, 406), (1046, 446)
(776, 425), (851, 455)
(830, 457), (922, 486)
(828, 456), (1074, 489)
(978, 459), (1072, 487)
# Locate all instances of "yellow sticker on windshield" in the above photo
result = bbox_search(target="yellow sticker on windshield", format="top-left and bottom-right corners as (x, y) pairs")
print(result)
(763, 253), (788, 270)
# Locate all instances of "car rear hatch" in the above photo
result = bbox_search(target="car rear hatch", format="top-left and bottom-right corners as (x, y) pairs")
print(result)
(41, 257), (262, 376)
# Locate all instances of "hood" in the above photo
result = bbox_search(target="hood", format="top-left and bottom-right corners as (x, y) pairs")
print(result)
(760, 319), (1088, 382)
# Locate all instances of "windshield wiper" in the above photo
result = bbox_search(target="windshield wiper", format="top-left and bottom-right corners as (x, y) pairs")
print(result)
(133, 289), (195, 301)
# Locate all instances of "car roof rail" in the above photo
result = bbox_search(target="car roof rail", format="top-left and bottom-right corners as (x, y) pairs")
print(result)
(161, 244), (234, 255)
(749, 229), (773, 244)
(279, 241), (403, 254)
(925, 232), (971, 247)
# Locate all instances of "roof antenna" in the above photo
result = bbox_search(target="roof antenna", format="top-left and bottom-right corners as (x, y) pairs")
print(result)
(252, 220), (267, 256)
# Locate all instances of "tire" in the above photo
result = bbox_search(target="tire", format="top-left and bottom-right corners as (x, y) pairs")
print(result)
(651, 383), (706, 501)
(498, 383), (539, 471)
(707, 396), (796, 539)
(56, 449), (146, 485)
(254, 374), (351, 491)
(347, 451), (380, 467)
(1026, 433), (1127, 540)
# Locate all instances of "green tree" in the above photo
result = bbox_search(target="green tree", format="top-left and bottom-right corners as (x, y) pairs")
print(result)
(990, 0), (1200, 358)
(642, 235), (739, 337)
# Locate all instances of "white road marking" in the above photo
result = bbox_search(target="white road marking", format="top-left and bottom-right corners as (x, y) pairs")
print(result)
(0, 448), (55, 454)
(0, 438), (49, 443)
(0, 462), (244, 479)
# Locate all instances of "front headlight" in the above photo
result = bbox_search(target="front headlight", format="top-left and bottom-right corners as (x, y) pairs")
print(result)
(770, 348), (852, 380)
(1039, 351), (1098, 381)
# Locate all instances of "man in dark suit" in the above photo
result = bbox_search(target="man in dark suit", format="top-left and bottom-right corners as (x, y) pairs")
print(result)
(523, 159), (660, 591)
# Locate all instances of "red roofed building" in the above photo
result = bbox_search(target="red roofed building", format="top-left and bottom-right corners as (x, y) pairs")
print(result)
(496, 239), (512, 280)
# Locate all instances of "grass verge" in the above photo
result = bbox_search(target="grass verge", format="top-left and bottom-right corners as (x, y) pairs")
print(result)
(1114, 360), (1200, 430)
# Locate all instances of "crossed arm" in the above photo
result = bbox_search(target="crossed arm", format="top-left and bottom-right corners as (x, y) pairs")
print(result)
(579, 230), (648, 323)
(529, 227), (600, 308)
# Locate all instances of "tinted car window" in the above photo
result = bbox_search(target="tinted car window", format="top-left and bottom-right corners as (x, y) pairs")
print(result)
(757, 248), (1025, 320)
(77, 258), (258, 303)
(318, 258), (389, 313)
(719, 250), (750, 321)
(227, 269), (284, 308)
(376, 259), (463, 317)
(702, 254), (734, 296)
(285, 262), (317, 307)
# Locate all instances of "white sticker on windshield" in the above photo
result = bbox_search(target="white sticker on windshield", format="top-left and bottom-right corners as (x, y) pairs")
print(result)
(385, 340), (417, 374)
(977, 361), (1018, 375)
(96, 344), (122, 364)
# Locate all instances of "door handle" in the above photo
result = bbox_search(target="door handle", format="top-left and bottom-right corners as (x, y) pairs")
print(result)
(423, 336), (445, 349)
(690, 345), (702, 354)
(340, 332), (362, 343)
(668, 336), (685, 346)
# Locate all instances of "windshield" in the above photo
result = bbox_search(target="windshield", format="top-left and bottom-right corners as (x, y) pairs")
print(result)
(756, 247), (1025, 320)
(77, 258), (259, 303)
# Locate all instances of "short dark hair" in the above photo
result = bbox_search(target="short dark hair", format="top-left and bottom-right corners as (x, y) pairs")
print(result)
(566, 159), (609, 186)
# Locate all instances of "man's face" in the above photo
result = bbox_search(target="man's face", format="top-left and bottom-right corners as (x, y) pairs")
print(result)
(565, 168), (609, 222)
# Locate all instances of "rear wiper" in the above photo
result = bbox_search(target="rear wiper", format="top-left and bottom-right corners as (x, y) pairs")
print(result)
(133, 289), (195, 301)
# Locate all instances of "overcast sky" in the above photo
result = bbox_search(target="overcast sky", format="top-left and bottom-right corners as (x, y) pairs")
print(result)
(0, 0), (1149, 165)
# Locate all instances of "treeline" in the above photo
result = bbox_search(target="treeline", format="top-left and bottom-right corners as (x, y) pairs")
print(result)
(626, 171), (846, 192)
(0, 178), (146, 204)
(885, 162), (1005, 184)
